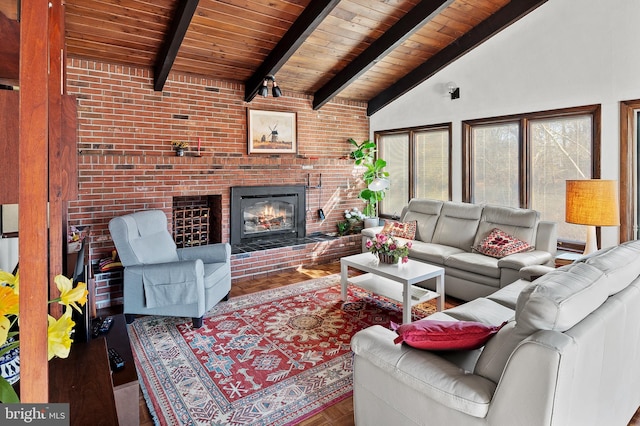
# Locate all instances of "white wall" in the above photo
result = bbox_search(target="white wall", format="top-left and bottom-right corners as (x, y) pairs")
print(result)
(370, 0), (640, 248)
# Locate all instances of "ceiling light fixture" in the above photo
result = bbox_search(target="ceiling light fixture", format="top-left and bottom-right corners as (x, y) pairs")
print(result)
(259, 75), (282, 98)
(258, 79), (269, 97)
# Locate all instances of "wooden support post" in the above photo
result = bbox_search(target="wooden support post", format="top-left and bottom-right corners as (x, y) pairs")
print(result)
(48, 0), (65, 318)
(19, 0), (51, 403)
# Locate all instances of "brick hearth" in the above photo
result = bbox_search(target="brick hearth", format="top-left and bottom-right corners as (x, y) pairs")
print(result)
(231, 234), (361, 281)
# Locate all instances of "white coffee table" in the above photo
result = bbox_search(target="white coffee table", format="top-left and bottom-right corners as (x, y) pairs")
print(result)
(340, 252), (445, 324)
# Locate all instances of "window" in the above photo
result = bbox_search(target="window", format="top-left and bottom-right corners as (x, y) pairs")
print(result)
(376, 124), (451, 217)
(469, 122), (520, 206)
(463, 105), (601, 248)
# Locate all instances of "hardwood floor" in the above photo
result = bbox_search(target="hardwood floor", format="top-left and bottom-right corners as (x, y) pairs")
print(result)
(134, 260), (640, 425)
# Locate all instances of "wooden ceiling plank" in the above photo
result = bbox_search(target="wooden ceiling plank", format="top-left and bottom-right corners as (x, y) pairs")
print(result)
(65, 0), (173, 23)
(172, 60), (254, 83)
(348, 0), (420, 17)
(197, 0), (305, 20)
(154, 0), (200, 91)
(64, 6), (171, 34)
(194, 2), (296, 31)
(367, 0), (549, 115)
(313, 0), (455, 110)
(189, 17), (286, 45)
(244, 0), (341, 102)
(180, 36), (272, 60)
(67, 46), (154, 68)
(65, 25), (162, 51)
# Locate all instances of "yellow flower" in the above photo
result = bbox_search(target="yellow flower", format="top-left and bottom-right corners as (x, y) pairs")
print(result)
(0, 316), (11, 347)
(0, 270), (18, 294)
(47, 309), (75, 360)
(0, 286), (19, 317)
(54, 275), (88, 313)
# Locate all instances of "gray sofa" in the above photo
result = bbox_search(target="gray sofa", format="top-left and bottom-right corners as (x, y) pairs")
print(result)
(361, 199), (557, 301)
(351, 240), (640, 426)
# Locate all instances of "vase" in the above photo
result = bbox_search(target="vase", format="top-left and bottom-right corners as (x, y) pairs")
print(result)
(176, 148), (184, 157)
(0, 337), (20, 385)
(378, 253), (398, 264)
(364, 217), (379, 228)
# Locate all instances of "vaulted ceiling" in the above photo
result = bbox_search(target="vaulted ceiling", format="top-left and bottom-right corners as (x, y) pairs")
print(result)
(0, 0), (547, 115)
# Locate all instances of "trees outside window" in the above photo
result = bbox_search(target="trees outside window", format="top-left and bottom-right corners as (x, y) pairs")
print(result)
(376, 124), (451, 218)
(463, 105), (600, 247)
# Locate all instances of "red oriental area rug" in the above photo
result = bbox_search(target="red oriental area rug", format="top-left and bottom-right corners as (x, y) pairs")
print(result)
(128, 274), (435, 425)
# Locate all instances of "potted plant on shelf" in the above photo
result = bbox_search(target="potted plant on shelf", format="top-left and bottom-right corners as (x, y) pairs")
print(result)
(171, 140), (189, 156)
(337, 207), (366, 236)
(348, 138), (389, 227)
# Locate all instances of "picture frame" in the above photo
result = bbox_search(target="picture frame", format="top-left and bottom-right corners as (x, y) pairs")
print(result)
(247, 109), (297, 154)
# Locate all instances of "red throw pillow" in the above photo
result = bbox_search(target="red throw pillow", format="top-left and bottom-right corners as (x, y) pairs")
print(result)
(381, 220), (417, 240)
(391, 319), (507, 351)
(474, 228), (533, 258)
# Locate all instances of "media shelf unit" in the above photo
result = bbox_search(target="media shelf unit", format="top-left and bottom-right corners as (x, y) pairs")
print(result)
(173, 206), (210, 248)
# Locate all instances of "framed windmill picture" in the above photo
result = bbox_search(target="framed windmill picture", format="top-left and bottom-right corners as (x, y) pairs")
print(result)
(247, 109), (297, 154)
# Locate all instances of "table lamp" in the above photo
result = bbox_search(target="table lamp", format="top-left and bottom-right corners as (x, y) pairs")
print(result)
(565, 179), (620, 255)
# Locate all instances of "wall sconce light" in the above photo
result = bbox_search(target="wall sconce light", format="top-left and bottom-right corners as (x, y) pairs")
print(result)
(447, 81), (460, 100)
(259, 75), (282, 98)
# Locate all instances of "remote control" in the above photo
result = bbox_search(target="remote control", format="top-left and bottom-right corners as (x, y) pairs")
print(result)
(91, 317), (103, 338)
(108, 348), (125, 371)
(99, 316), (114, 333)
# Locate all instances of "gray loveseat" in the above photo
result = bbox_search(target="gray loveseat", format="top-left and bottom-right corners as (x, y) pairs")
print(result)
(361, 199), (557, 301)
(351, 239), (640, 426)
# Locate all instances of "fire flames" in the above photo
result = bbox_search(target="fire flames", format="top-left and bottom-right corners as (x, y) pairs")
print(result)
(256, 205), (284, 230)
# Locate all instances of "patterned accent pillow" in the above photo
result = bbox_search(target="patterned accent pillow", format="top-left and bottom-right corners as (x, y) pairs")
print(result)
(474, 227), (533, 258)
(380, 220), (417, 240)
(391, 319), (507, 351)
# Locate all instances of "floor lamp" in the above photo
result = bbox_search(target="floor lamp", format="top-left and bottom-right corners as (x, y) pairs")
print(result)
(565, 179), (620, 255)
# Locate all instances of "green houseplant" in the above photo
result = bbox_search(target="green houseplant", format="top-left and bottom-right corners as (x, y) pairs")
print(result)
(348, 138), (389, 219)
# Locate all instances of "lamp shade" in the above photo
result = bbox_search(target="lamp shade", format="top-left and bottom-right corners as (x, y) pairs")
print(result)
(565, 179), (620, 226)
(258, 79), (269, 97)
(368, 177), (390, 191)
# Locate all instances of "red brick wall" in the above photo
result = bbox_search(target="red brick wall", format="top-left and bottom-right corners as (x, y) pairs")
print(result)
(66, 59), (369, 307)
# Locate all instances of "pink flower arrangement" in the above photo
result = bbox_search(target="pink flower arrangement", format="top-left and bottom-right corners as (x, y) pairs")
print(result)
(365, 233), (412, 264)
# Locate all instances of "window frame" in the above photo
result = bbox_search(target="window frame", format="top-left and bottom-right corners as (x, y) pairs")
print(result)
(462, 104), (601, 251)
(375, 123), (453, 218)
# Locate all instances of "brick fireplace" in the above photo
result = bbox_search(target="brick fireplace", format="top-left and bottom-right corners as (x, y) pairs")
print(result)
(66, 59), (369, 307)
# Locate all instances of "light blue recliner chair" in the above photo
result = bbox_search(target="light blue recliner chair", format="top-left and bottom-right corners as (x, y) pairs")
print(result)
(108, 209), (231, 328)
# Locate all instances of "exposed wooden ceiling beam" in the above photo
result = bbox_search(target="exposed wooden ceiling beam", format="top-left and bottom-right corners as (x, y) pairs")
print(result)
(312, 0), (454, 110)
(244, 0), (340, 103)
(367, 0), (549, 116)
(153, 0), (199, 91)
